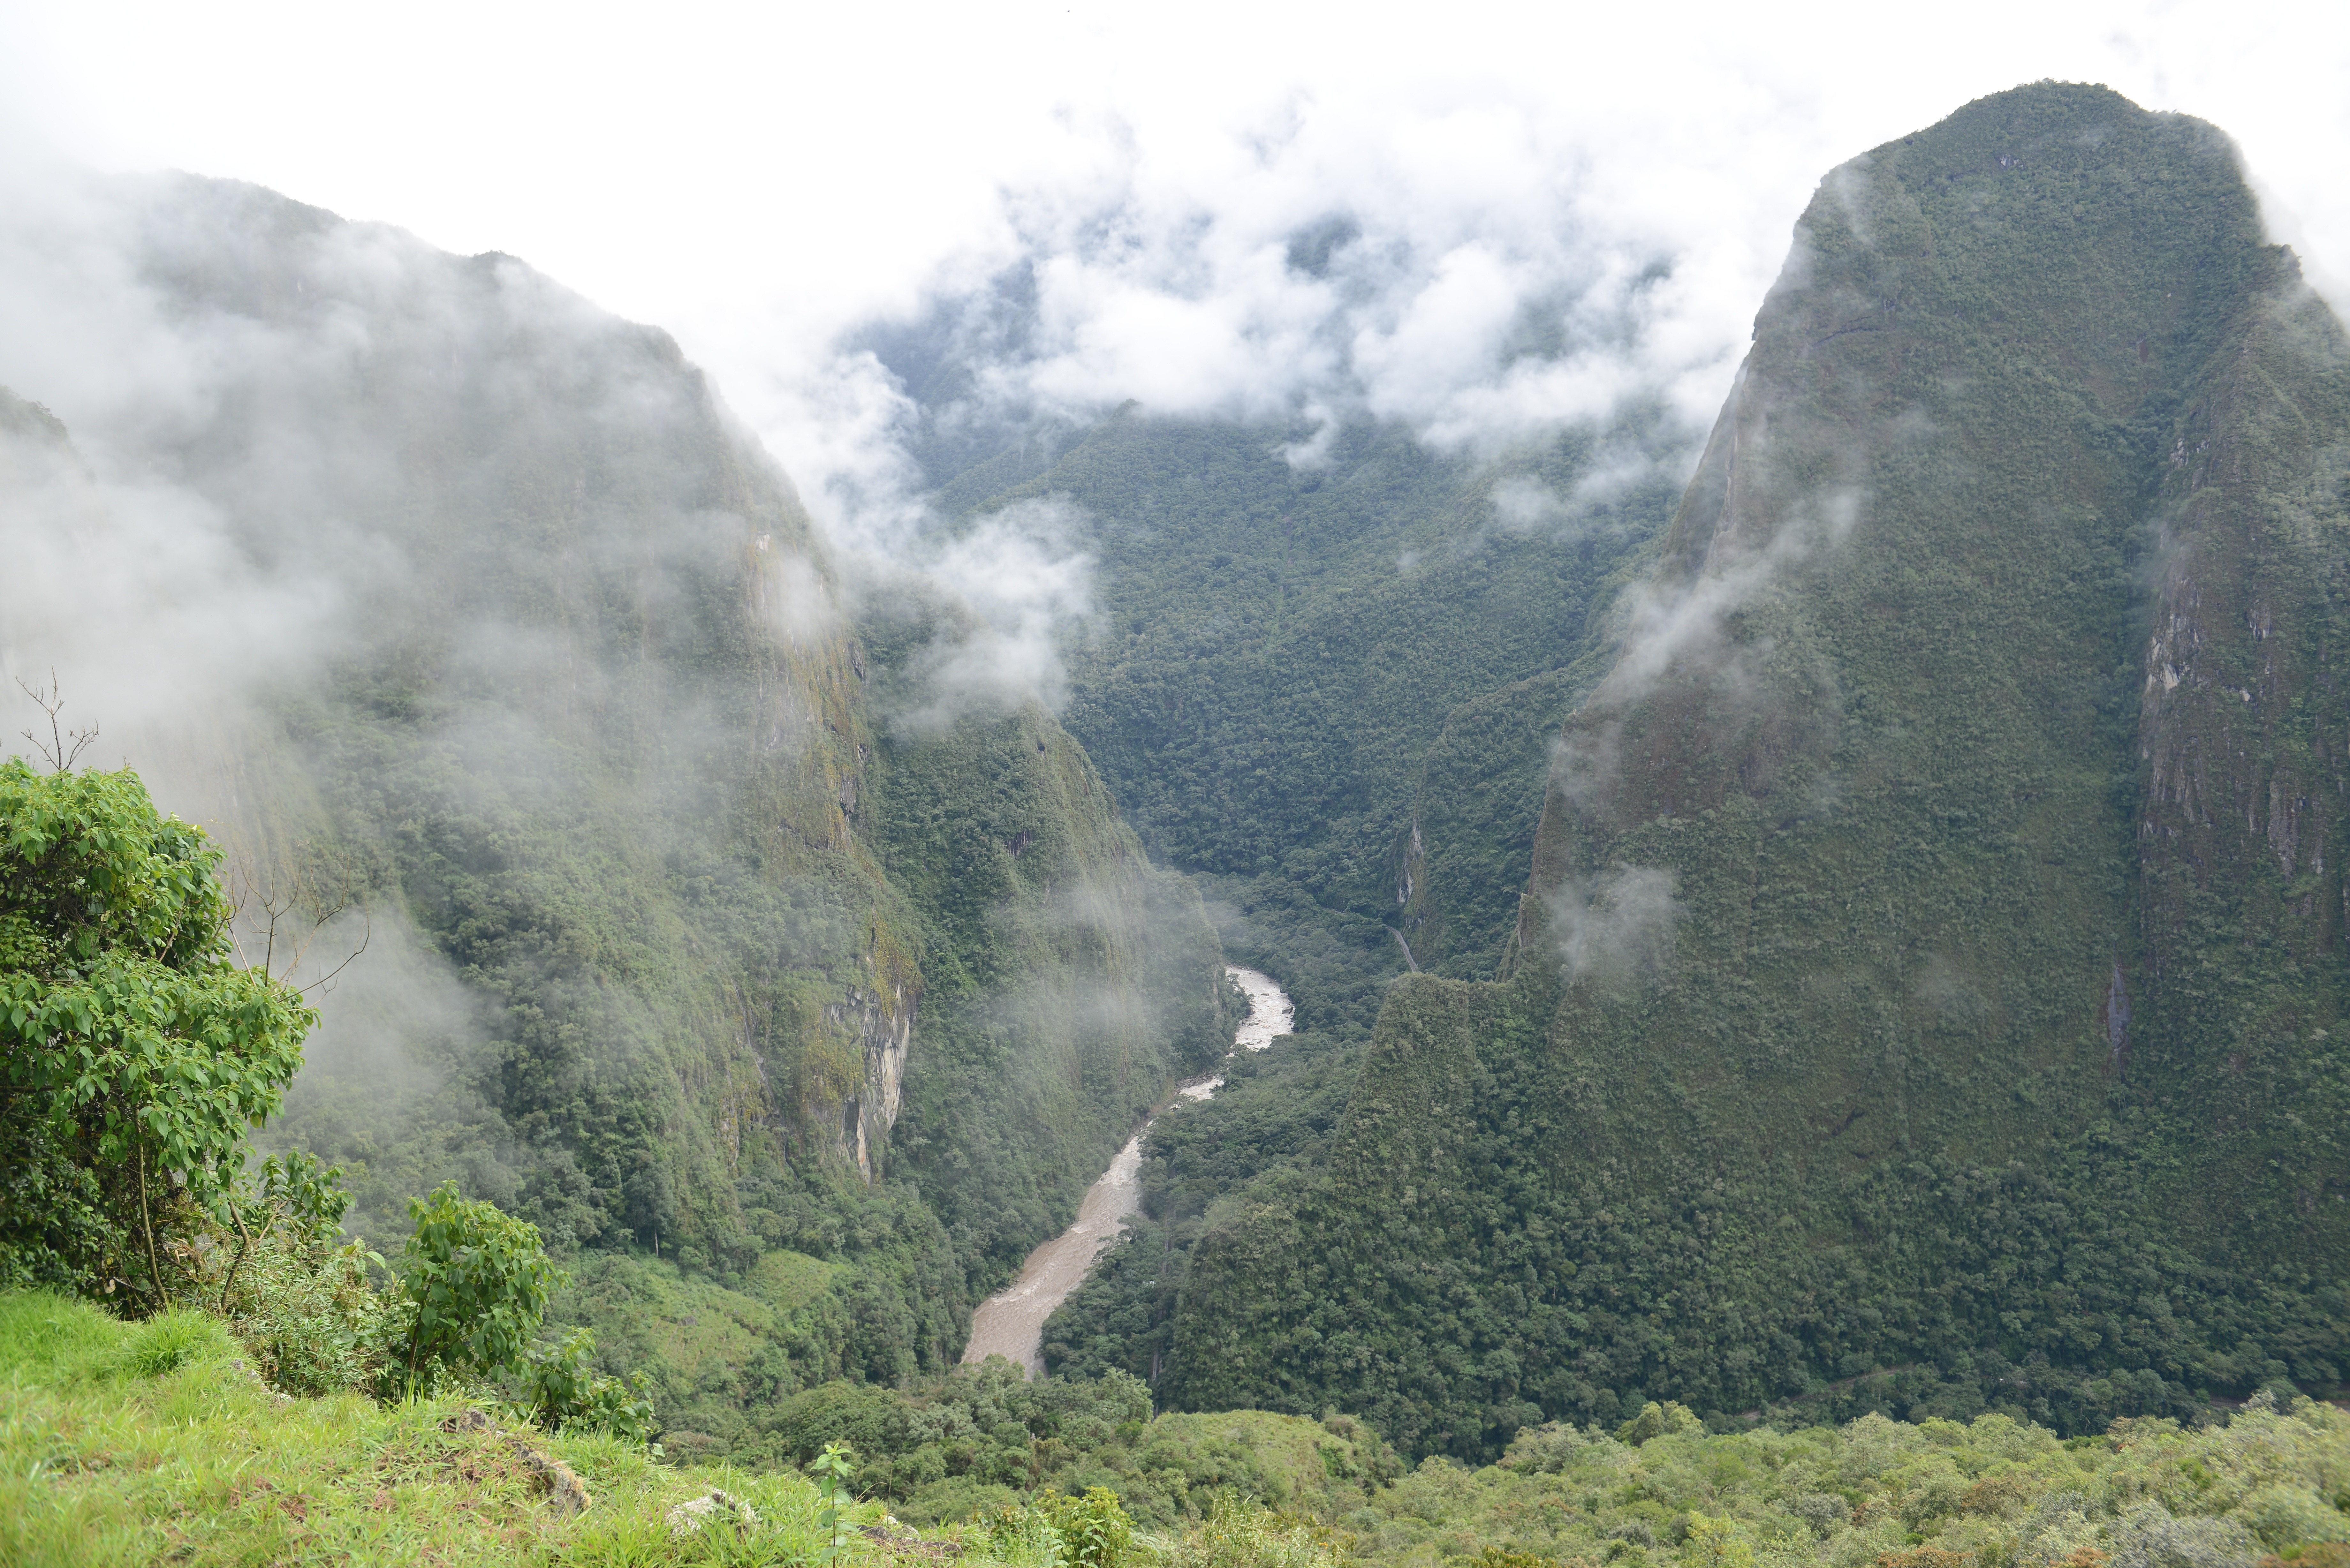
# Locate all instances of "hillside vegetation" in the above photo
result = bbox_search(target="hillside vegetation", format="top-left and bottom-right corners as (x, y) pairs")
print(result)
(0, 171), (1231, 1426)
(18, 1281), (2344, 1568)
(1059, 83), (2350, 1456)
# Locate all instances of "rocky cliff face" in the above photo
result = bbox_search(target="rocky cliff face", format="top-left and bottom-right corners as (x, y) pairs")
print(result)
(2124, 246), (2350, 1248)
(819, 980), (913, 1183)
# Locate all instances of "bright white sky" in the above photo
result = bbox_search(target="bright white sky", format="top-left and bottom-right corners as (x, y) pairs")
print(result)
(3, 0), (2347, 484)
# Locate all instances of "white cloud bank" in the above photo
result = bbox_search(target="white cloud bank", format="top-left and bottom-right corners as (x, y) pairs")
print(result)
(1, 1), (2345, 729)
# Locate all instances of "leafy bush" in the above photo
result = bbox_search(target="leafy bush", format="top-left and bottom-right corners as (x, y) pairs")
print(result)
(380, 1180), (565, 1397)
(522, 1325), (656, 1444)
(983, 1487), (1135, 1568)
(1143, 1492), (1337, 1568)
(196, 1150), (387, 1396)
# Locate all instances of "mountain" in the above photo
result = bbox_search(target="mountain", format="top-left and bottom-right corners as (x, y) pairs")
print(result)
(866, 380), (1687, 1041)
(0, 172), (1231, 1422)
(12, 76), (2345, 1473)
(1045, 82), (2350, 1456)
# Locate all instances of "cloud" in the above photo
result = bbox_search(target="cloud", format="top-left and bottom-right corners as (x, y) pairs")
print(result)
(1548, 863), (1681, 981)
(0, 160), (849, 794)
(867, 496), (1099, 733)
(748, 90), (1772, 717)
(838, 94), (1747, 466)
(1601, 484), (1862, 702)
(1490, 475), (1566, 532)
(0, 382), (349, 815)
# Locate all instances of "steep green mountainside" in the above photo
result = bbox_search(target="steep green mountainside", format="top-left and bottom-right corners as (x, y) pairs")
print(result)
(861, 332), (1682, 1407)
(871, 326), (1686, 1016)
(1144, 83), (2350, 1456)
(1041, 1024), (1360, 1387)
(0, 174), (1229, 1410)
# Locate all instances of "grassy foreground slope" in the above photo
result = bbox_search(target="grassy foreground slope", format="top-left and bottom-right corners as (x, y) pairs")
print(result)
(1162, 83), (2350, 1456)
(0, 1290), (887, 1565)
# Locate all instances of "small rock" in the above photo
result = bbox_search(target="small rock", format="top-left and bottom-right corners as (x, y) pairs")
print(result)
(521, 1447), (592, 1518)
(667, 1489), (760, 1535)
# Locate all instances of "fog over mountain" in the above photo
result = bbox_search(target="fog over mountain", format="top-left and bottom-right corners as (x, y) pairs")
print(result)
(7, 6), (2347, 730)
(7, 8), (2350, 1554)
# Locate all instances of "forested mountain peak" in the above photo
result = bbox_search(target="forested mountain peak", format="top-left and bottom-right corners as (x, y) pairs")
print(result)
(1137, 80), (2350, 1458)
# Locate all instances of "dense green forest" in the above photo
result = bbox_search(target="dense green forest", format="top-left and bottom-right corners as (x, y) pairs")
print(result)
(864, 267), (1690, 991)
(1063, 82), (2350, 1457)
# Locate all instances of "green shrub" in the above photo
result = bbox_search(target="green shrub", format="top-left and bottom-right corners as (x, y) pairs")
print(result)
(199, 1152), (386, 1396)
(984, 1487), (1135, 1568)
(379, 1180), (564, 1397)
(1614, 1402), (1701, 1447)
(1146, 1493), (1337, 1568)
(521, 1325), (656, 1444)
(0, 761), (313, 1307)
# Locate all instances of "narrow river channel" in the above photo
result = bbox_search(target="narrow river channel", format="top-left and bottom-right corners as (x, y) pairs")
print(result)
(957, 965), (1294, 1375)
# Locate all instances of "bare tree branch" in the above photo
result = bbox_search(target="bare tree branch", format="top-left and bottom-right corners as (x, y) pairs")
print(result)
(219, 834), (372, 988)
(15, 667), (98, 772)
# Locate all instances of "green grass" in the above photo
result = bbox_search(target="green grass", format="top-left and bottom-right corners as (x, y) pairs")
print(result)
(0, 1290), (895, 1566)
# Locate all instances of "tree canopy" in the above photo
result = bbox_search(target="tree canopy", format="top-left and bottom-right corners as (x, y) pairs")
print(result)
(0, 759), (314, 1304)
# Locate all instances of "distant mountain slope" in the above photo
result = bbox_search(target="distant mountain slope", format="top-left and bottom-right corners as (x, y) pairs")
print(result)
(900, 403), (1680, 1046)
(1159, 82), (2350, 1456)
(0, 172), (1229, 1410)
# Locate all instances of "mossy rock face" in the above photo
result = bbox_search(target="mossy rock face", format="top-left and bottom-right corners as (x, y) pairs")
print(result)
(1158, 82), (2350, 1458)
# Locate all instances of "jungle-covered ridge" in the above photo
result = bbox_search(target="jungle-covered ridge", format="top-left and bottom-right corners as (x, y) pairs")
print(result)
(6, 72), (2350, 1548)
(1030, 81), (2350, 1458)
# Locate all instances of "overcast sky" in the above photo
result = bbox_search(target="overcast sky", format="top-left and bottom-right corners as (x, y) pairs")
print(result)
(3, 0), (2346, 497)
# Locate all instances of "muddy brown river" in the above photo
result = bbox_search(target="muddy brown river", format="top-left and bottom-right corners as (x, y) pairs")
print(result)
(957, 965), (1294, 1375)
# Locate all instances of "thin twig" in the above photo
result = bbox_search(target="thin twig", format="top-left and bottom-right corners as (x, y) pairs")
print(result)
(299, 914), (372, 995)
(220, 1199), (258, 1316)
(15, 667), (98, 772)
(138, 1141), (171, 1313)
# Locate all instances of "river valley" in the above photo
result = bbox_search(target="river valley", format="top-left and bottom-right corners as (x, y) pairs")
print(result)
(957, 965), (1294, 1375)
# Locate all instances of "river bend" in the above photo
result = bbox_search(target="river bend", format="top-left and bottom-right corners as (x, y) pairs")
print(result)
(957, 965), (1293, 1375)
